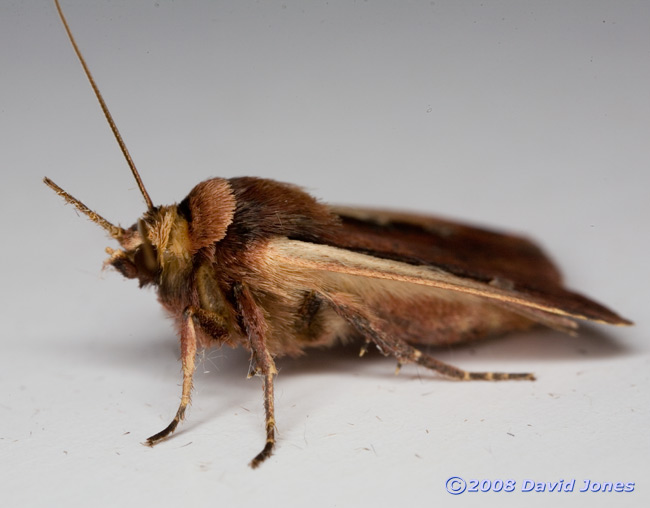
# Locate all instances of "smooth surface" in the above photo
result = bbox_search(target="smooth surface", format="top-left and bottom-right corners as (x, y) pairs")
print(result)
(1, 1), (648, 507)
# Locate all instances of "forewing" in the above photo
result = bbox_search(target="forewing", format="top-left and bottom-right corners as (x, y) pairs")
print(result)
(329, 207), (563, 290)
(277, 207), (632, 327)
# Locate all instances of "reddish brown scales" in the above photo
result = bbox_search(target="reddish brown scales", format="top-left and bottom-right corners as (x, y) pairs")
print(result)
(180, 178), (236, 252)
(44, 171), (633, 467)
(330, 207), (564, 288)
(45, 0), (632, 468)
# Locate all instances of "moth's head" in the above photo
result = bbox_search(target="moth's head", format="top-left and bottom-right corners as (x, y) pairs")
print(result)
(44, 177), (236, 287)
(105, 205), (188, 287)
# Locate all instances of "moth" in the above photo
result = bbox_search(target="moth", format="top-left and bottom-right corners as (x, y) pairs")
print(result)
(45, 0), (631, 468)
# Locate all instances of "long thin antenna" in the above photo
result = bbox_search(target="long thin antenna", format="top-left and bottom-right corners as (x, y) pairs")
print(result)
(54, 0), (154, 210)
(44, 177), (125, 238)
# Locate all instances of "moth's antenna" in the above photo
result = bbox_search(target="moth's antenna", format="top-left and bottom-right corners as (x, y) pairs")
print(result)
(44, 177), (125, 239)
(54, 0), (154, 210)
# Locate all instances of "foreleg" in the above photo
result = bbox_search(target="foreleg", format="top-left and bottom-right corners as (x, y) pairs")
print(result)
(146, 306), (228, 445)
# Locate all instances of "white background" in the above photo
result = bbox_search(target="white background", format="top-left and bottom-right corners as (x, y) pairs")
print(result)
(1, 1), (648, 507)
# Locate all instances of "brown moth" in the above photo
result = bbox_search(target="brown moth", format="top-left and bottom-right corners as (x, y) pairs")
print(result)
(45, 0), (632, 468)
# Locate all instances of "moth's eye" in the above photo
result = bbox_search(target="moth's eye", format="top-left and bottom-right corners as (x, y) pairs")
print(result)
(110, 256), (139, 279)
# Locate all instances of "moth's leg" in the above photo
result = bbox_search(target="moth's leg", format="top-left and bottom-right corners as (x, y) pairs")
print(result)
(234, 283), (278, 468)
(146, 307), (228, 446)
(324, 292), (534, 381)
(145, 307), (197, 445)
